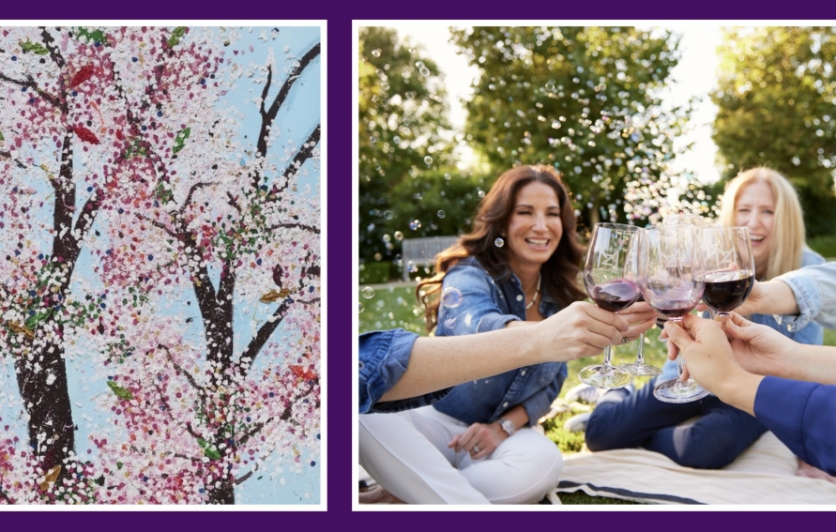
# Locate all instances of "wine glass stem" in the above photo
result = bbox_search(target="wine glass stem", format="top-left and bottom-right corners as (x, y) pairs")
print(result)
(601, 345), (613, 369)
(671, 317), (686, 389)
(635, 333), (646, 365)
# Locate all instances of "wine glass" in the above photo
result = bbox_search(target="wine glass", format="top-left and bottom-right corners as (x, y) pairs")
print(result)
(619, 292), (661, 376)
(700, 226), (755, 319)
(579, 223), (641, 389)
(638, 225), (709, 403)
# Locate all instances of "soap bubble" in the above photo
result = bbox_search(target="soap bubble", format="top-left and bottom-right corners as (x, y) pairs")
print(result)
(361, 287), (375, 299)
(441, 287), (463, 309)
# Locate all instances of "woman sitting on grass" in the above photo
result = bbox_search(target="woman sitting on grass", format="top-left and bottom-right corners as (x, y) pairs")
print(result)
(359, 165), (655, 504)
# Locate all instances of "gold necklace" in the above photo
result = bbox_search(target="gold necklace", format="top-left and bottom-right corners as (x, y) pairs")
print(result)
(525, 274), (542, 310)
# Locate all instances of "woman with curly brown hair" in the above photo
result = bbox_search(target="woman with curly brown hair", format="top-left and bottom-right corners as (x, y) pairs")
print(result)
(359, 165), (655, 504)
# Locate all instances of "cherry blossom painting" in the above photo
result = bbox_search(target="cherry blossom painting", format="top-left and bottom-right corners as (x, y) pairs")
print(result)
(0, 24), (322, 505)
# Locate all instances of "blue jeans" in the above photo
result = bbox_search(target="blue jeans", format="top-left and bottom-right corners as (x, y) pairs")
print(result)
(585, 377), (767, 469)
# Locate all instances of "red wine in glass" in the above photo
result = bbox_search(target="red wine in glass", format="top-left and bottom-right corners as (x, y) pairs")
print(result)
(588, 279), (641, 313)
(702, 270), (755, 314)
(700, 227), (755, 318)
(651, 299), (699, 320)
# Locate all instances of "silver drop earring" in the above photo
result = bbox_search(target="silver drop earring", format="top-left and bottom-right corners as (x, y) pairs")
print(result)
(494, 236), (505, 248)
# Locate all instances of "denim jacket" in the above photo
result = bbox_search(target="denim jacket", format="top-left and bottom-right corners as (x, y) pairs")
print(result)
(660, 248), (826, 380)
(359, 328), (451, 414)
(431, 257), (568, 426)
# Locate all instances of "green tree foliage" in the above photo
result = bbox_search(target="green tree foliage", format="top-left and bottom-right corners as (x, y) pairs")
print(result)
(712, 27), (836, 236)
(451, 26), (693, 227)
(359, 27), (456, 264)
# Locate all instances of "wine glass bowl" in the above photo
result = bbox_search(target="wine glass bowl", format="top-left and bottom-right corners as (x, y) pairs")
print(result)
(699, 226), (755, 318)
(638, 225), (709, 403)
(579, 223), (641, 389)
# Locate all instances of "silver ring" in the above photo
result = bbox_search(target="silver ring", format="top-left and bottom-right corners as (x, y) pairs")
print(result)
(621, 337), (628, 344)
(472, 445), (480, 454)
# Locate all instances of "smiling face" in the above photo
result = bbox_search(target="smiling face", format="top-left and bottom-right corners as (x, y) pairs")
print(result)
(734, 180), (775, 276)
(505, 181), (563, 275)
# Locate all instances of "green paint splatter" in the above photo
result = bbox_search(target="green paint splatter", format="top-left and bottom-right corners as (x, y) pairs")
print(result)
(197, 437), (221, 460)
(173, 127), (190, 154)
(168, 27), (187, 47)
(76, 28), (107, 45)
(20, 40), (49, 55)
(107, 380), (133, 400)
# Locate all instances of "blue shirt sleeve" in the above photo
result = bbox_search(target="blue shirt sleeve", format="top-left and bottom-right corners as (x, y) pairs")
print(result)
(773, 252), (836, 332)
(358, 329), (451, 414)
(755, 376), (836, 475)
(519, 363), (567, 425)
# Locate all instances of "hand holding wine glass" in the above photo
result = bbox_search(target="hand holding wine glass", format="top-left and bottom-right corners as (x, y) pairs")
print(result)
(579, 223), (641, 389)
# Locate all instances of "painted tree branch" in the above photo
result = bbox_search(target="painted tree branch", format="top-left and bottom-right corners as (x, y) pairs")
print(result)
(0, 72), (63, 110)
(253, 42), (321, 187)
(238, 298), (292, 376)
(39, 26), (65, 69)
(266, 221), (320, 235)
(159, 344), (207, 394)
(180, 182), (219, 216)
(273, 124), (320, 195)
(0, 150), (27, 169)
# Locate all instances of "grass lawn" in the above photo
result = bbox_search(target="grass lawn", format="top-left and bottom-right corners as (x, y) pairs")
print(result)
(358, 281), (836, 505)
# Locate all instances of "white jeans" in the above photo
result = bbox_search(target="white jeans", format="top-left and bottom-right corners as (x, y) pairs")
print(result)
(359, 405), (563, 504)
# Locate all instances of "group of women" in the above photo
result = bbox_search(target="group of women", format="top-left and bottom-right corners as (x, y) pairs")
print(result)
(358, 164), (832, 504)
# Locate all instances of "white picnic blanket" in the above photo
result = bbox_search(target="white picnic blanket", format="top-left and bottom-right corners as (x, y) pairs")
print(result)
(556, 431), (836, 504)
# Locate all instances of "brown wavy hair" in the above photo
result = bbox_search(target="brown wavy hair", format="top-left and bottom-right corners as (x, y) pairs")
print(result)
(417, 165), (586, 332)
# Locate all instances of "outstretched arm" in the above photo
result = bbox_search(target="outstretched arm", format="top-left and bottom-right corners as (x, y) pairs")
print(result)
(379, 302), (638, 403)
(734, 263), (836, 331)
(664, 314), (836, 475)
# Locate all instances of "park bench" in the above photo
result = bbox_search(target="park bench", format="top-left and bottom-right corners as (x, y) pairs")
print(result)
(401, 236), (459, 281)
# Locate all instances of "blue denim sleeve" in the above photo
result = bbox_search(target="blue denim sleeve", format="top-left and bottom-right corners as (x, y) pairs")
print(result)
(749, 312), (822, 346)
(755, 376), (836, 475)
(436, 264), (520, 336)
(519, 363), (567, 424)
(359, 329), (450, 414)
(775, 262), (836, 331)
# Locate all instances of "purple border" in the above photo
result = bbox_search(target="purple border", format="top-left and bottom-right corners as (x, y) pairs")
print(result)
(3, 0), (836, 528)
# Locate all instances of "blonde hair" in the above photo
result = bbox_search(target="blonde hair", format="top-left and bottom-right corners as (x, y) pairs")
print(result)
(718, 167), (805, 280)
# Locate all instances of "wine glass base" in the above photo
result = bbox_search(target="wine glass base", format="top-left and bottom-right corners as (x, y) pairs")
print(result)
(653, 377), (711, 403)
(578, 365), (633, 389)
(620, 363), (662, 376)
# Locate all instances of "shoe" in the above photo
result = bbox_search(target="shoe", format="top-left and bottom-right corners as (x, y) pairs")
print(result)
(564, 383), (605, 405)
(596, 382), (635, 405)
(563, 412), (591, 433)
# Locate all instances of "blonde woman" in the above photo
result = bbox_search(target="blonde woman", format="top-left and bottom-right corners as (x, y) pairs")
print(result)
(583, 167), (824, 469)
